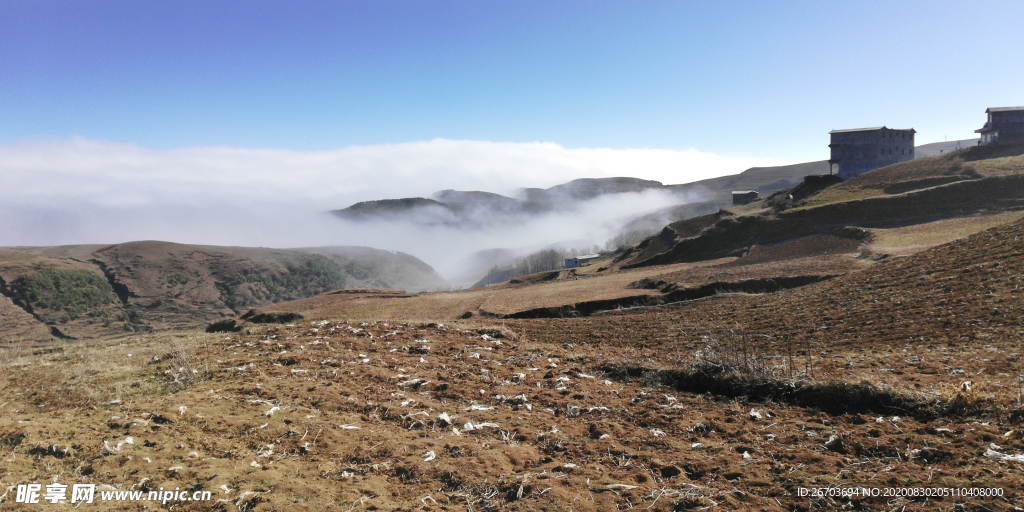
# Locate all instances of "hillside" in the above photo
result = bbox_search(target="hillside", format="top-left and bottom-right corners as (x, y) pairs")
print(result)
(0, 242), (446, 342)
(227, 143), (1024, 327)
(619, 143), (1024, 269)
(4, 144), (1024, 511)
(4, 219), (1023, 510)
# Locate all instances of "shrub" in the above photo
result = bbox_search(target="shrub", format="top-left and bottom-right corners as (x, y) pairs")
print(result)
(9, 266), (116, 322)
(223, 255), (347, 309)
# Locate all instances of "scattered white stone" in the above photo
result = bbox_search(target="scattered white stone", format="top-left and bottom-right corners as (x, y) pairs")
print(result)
(115, 436), (134, 451)
(650, 429), (666, 438)
(606, 484), (637, 490)
(984, 448), (1024, 462)
(437, 412), (452, 426)
(423, 450), (436, 462)
(463, 421), (499, 431)
(265, 406), (280, 417)
(749, 409), (763, 421)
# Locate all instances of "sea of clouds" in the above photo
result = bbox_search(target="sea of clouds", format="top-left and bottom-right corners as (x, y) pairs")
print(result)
(1, 137), (786, 281)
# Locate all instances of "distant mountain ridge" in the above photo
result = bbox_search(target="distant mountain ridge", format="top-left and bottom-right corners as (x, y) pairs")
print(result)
(332, 177), (675, 226)
(333, 141), (973, 228)
(329, 167), (829, 228)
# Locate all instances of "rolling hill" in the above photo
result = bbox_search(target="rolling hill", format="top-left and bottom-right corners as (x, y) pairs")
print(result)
(0, 242), (446, 342)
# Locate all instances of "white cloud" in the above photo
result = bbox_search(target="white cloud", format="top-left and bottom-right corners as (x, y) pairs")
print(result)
(1, 137), (786, 280)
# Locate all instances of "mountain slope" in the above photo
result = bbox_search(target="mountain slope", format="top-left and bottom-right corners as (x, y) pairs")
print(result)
(0, 242), (446, 342)
(620, 145), (1024, 269)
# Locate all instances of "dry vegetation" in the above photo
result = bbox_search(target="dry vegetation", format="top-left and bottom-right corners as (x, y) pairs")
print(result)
(795, 151), (1024, 212)
(2, 219), (1022, 511)
(4, 147), (1024, 510)
(866, 211), (1024, 256)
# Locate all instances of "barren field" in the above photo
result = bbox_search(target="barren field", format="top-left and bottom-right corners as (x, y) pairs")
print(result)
(2, 219), (1023, 511)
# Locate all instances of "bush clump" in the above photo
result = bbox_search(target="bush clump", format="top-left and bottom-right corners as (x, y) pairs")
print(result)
(223, 254), (347, 309)
(9, 266), (116, 322)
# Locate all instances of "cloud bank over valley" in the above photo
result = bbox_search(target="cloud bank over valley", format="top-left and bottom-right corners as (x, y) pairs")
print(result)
(1, 137), (786, 280)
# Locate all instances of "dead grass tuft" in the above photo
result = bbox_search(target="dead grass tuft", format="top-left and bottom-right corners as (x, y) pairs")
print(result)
(154, 336), (212, 391)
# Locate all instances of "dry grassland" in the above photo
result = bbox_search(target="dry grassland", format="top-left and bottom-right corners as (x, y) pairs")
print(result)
(792, 152), (1023, 213)
(866, 211), (1024, 256)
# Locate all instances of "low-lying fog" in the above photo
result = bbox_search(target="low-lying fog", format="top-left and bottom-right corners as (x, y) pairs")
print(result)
(2, 137), (786, 284)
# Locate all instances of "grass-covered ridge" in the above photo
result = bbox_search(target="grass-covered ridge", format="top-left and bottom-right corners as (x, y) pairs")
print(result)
(8, 265), (116, 323)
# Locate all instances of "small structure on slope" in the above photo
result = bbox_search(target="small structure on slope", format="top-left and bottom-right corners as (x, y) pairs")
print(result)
(732, 190), (759, 205)
(976, 106), (1024, 145)
(564, 254), (600, 268)
(828, 126), (916, 180)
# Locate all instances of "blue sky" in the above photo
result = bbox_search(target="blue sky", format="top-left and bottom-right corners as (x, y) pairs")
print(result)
(4, 0), (1022, 162)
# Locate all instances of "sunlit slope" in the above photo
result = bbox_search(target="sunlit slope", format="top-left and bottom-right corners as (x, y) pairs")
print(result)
(0, 242), (446, 342)
(621, 144), (1024, 269)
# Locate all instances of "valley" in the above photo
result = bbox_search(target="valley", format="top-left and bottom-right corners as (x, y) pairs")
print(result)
(2, 142), (1024, 511)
